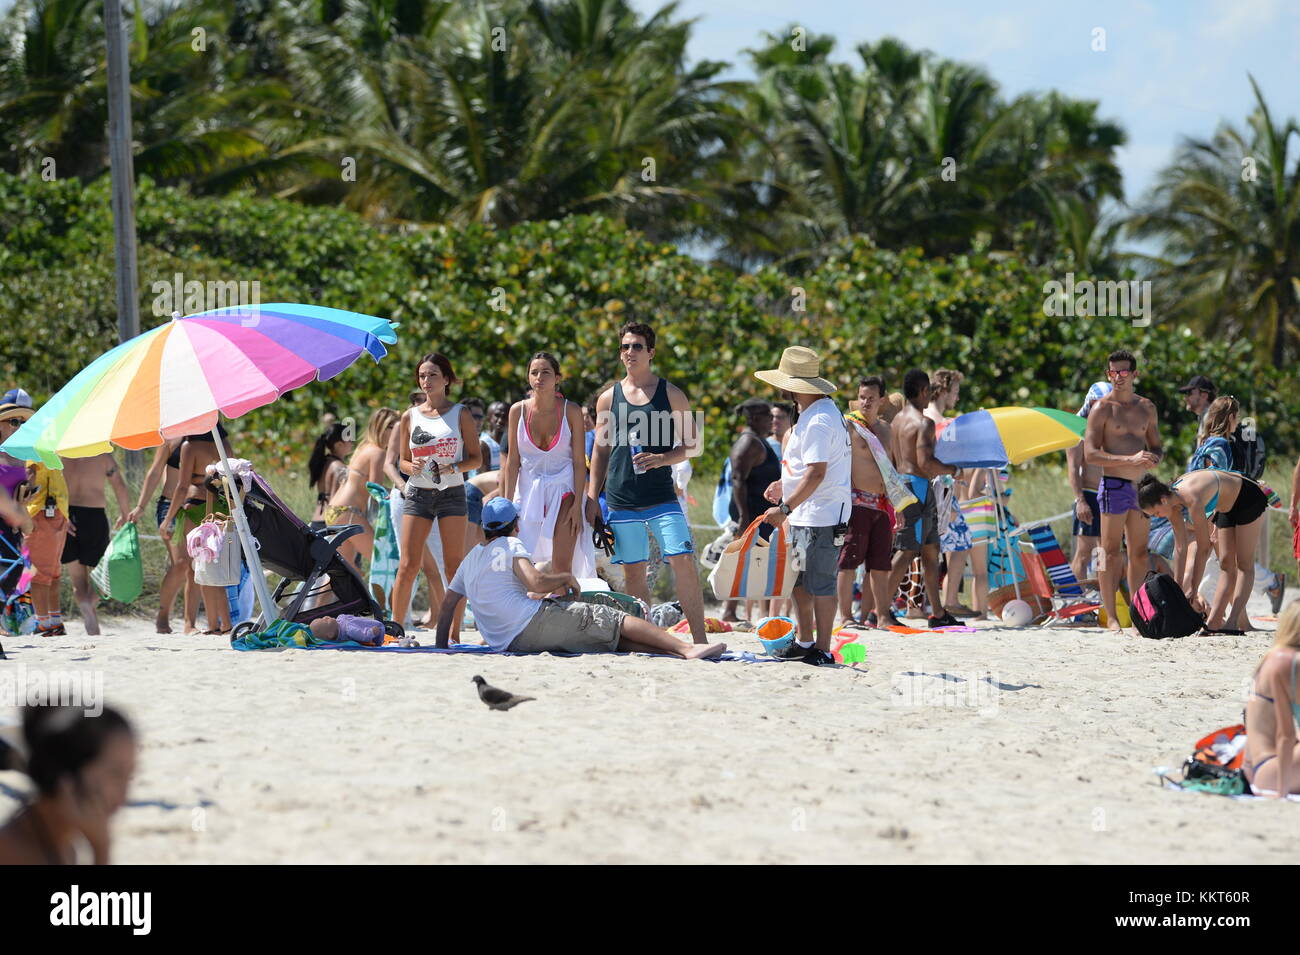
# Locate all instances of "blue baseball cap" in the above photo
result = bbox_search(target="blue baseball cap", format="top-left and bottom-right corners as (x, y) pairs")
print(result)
(1, 388), (32, 408)
(481, 497), (519, 530)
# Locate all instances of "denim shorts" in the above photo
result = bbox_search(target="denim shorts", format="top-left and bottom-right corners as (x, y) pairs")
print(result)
(465, 483), (484, 526)
(791, 524), (842, 597)
(402, 484), (468, 521)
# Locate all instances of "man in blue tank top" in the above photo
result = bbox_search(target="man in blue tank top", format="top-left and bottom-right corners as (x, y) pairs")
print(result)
(587, 322), (707, 644)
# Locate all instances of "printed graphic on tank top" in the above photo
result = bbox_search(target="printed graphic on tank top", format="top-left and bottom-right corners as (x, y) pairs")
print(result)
(408, 404), (465, 490)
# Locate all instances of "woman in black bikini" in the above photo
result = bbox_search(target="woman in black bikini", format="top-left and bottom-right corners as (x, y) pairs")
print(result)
(1244, 601), (1300, 797)
(1138, 470), (1270, 633)
(160, 431), (236, 634)
(0, 705), (137, 864)
(126, 436), (198, 632)
(307, 422), (354, 530)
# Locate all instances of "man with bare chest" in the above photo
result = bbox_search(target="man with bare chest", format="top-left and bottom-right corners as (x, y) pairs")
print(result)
(838, 377), (895, 627)
(888, 370), (961, 629)
(61, 453), (132, 636)
(1083, 350), (1163, 630)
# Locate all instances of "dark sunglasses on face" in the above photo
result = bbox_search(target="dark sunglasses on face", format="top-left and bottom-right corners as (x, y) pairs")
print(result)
(1107, 368), (1134, 378)
(619, 342), (646, 353)
(3, 417), (24, 427)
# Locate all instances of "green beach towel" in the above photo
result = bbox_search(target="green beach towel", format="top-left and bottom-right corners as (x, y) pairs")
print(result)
(367, 482), (399, 603)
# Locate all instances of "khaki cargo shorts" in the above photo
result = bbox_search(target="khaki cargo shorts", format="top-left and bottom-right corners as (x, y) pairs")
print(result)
(507, 599), (624, 653)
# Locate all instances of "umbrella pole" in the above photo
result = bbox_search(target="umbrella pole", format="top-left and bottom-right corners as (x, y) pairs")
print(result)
(211, 426), (279, 629)
(989, 467), (1022, 604)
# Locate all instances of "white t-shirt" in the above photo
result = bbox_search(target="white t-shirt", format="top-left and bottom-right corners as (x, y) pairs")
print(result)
(448, 537), (541, 650)
(781, 396), (852, 527)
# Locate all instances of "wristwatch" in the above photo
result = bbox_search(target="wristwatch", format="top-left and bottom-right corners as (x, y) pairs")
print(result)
(778, 501), (792, 516)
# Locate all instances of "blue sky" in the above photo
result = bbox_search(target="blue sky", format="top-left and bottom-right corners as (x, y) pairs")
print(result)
(630, 0), (1300, 207)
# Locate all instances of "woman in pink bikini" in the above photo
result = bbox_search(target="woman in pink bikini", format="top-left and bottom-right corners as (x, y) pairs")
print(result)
(501, 353), (594, 578)
(1244, 601), (1300, 797)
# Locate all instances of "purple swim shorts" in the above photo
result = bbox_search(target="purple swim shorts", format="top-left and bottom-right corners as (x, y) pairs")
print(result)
(1097, 475), (1141, 516)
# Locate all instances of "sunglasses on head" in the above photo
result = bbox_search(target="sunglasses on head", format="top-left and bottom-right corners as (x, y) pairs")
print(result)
(619, 342), (646, 353)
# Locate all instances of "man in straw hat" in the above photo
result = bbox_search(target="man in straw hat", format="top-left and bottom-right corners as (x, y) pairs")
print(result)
(755, 346), (851, 666)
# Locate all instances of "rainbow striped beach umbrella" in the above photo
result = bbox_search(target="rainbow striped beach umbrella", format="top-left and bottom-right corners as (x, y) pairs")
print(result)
(935, 406), (1085, 468)
(4, 304), (398, 466)
(2, 304), (399, 628)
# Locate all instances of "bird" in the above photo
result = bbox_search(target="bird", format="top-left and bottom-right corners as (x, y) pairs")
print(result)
(473, 675), (535, 711)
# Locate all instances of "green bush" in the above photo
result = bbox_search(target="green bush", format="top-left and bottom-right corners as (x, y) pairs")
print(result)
(2, 172), (1296, 486)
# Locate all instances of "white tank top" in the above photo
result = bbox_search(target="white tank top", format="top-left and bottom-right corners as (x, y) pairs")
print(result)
(407, 403), (464, 490)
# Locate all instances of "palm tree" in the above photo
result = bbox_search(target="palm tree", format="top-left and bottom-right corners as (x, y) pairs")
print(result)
(272, 0), (742, 236)
(0, 0), (301, 189)
(1129, 76), (1300, 367)
(734, 32), (1126, 267)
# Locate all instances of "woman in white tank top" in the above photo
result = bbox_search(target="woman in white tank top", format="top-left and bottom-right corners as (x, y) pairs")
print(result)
(391, 353), (482, 633)
(502, 353), (595, 578)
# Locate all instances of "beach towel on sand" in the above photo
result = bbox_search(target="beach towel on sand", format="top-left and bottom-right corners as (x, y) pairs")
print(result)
(231, 621), (774, 662)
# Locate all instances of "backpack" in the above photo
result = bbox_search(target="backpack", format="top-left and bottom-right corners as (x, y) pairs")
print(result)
(1130, 573), (1203, 639)
(1230, 423), (1266, 480)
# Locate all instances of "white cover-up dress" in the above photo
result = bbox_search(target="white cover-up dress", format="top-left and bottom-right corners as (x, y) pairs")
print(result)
(513, 400), (595, 577)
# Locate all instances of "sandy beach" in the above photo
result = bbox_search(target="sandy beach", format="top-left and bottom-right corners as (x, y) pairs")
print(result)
(1, 589), (1291, 865)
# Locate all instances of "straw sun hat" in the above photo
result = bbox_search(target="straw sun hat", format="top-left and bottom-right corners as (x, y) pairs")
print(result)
(753, 346), (836, 395)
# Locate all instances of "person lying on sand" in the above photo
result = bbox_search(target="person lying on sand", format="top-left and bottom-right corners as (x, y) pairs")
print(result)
(435, 497), (725, 659)
(1244, 602), (1300, 797)
(0, 705), (137, 865)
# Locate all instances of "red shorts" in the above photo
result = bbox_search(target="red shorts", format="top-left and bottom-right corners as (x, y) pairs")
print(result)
(838, 503), (892, 572)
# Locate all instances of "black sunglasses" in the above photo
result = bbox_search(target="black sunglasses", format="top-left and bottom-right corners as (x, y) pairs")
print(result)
(3, 417), (24, 427)
(619, 342), (646, 353)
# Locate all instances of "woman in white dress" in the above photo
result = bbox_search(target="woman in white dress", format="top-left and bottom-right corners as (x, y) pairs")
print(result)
(502, 353), (595, 578)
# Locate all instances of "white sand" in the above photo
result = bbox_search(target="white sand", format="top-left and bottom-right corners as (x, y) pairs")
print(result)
(1, 591), (1294, 864)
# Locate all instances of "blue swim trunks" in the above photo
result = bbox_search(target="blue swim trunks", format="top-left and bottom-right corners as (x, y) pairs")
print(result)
(606, 500), (694, 565)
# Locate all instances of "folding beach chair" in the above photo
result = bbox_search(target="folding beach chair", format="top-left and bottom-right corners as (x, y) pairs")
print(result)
(1021, 523), (1100, 624)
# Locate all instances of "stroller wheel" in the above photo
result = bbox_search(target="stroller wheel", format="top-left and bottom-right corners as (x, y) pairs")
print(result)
(230, 620), (258, 643)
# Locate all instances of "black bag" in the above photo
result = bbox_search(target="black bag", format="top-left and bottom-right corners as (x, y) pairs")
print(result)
(1230, 423), (1266, 480)
(1130, 573), (1203, 639)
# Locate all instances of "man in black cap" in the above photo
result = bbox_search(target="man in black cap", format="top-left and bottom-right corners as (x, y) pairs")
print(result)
(1177, 375), (1216, 438)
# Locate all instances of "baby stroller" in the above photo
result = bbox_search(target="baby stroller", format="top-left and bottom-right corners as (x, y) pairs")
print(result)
(214, 470), (404, 644)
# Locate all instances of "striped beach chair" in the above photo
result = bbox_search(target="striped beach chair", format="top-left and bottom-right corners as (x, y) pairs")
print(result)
(1022, 523), (1098, 623)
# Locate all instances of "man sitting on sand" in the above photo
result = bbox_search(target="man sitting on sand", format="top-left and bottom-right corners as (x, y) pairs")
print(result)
(1083, 350), (1163, 630)
(436, 498), (726, 658)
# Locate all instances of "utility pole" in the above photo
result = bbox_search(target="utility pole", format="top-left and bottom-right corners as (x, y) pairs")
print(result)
(104, 0), (143, 480)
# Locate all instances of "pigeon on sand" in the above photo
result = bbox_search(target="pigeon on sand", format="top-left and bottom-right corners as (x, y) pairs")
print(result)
(473, 675), (536, 711)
